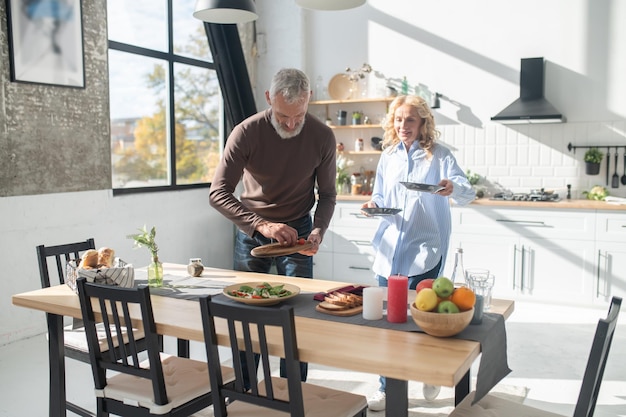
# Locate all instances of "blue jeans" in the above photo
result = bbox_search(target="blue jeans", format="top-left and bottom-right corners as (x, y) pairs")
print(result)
(234, 215), (312, 389)
(375, 258), (442, 392)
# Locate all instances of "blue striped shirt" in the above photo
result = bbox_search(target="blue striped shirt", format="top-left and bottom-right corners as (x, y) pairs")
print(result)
(370, 141), (475, 278)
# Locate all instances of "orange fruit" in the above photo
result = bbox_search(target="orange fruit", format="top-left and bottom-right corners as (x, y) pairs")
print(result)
(450, 286), (476, 311)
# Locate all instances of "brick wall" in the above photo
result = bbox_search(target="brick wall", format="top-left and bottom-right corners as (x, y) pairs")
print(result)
(0, 0), (110, 197)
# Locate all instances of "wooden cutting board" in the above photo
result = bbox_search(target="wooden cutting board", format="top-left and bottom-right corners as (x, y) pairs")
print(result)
(316, 302), (363, 316)
(250, 241), (315, 258)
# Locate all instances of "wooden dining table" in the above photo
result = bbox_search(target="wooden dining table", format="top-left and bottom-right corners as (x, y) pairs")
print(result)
(12, 263), (514, 417)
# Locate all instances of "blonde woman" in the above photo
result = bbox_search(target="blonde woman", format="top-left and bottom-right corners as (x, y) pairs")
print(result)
(361, 95), (475, 411)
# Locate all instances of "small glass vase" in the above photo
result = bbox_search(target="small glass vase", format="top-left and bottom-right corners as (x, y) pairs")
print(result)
(148, 255), (163, 287)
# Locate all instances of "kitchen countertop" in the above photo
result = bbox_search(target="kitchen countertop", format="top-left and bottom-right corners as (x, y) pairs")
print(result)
(336, 195), (626, 211)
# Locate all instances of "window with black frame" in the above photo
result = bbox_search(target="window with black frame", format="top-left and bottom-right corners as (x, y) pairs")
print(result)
(107, 0), (222, 193)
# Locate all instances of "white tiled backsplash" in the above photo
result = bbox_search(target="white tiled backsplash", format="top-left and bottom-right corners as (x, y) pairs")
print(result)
(439, 120), (626, 199)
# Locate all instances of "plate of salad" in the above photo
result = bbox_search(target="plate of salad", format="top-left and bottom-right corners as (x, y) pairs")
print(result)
(223, 282), (300, 306)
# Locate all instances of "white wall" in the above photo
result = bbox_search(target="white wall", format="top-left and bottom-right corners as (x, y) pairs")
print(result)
(256, 0), (626, 198)
(1, 189), (234, 345)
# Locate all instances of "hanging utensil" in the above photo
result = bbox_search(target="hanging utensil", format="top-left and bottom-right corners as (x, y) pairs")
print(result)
(606, 147), (610, 186)
(612, 147), (619, 188)
(621, 147), (626, 186)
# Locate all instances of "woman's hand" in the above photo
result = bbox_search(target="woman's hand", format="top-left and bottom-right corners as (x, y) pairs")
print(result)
(436, 179), (453, 196)
(360, 200), (378, 216)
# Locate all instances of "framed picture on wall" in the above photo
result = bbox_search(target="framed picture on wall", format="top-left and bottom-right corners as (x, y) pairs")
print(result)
(5, 0), (85, 88)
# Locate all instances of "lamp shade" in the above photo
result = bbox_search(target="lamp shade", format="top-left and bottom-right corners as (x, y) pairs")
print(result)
(193, 0), (258, 24)
(295, 0), (366, 10)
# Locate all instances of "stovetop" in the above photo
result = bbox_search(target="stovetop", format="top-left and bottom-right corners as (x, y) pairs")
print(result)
(490, 191), (562, 202)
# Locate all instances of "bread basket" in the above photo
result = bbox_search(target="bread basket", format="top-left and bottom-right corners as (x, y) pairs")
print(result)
(66, 258), (134, 293)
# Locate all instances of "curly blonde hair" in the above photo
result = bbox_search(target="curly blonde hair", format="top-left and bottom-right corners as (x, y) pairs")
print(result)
(381, 95), (439, 153)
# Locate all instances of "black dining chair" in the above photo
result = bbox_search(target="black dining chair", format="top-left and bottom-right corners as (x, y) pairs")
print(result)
(450, 296), (622, 417)
(37, 238), (99, 416)
(199, 294), (368, 417)
(76, 277), (234, 416)
(36, 239), (155, 416)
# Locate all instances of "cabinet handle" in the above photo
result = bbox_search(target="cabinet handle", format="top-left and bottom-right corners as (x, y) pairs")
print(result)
(520, 245), (526, 291)
(350, 213), (372, 219)
(596, 250), (610, 298)
(512, 244), (518, 290)
(349, 240), (372, 246)
(348, 266), (370, 271)
(513, 245), (524, 290)
(496, 219), (547, 226)
(596, 250), (602, 298)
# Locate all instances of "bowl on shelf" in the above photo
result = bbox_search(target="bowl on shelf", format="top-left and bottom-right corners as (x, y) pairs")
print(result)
(409, 303), (473, 337)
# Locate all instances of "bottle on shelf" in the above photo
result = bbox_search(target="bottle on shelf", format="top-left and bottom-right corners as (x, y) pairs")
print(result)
(314, 75), (328, 100)
(401, 76), (409, 95)
(450, 247), (465, 284)
(354, 137), (364, 152)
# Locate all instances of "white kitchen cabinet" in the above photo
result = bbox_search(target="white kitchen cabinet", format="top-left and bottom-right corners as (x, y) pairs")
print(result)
(312, 201), (378, 283)
(594, 212), (626, 303)
(449, 206), (597, 305)
(312, 251), (333, 281)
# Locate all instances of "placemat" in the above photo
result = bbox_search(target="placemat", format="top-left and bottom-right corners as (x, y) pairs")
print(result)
(138, 275), (510, 404)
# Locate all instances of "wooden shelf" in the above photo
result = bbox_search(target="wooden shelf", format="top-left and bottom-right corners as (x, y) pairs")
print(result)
(329, 124), (383, 130)
(310, 97), (394, 105)
(346, 150), (381, 155)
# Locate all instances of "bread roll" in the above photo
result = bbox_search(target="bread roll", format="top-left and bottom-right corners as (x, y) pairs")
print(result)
(79, 249), (99, 269)
(97, 247), (115, 268)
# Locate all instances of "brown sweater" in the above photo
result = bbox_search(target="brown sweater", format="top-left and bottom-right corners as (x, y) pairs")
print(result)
(209, 109), (337, 238)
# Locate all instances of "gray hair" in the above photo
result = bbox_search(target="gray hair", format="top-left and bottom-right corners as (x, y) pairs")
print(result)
(269, 68), (310, 104)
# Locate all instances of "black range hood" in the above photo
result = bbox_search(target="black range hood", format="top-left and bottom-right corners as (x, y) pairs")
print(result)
(491, 57), (564, 124)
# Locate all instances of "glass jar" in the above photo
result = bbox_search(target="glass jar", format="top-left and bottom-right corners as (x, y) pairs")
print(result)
(187, 258), (204, 277)
(148, 255), (163, 287)
(350, 172), (363, 195)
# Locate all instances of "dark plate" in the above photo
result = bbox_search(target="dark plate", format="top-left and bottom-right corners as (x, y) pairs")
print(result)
(400, 182), (445, 193)
(361, 207), (402, 216)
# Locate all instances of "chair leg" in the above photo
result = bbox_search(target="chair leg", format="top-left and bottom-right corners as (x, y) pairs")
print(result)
(66, 401), (95, 416)
(47, 313), (66, 417)
(97, 397), (108, 417)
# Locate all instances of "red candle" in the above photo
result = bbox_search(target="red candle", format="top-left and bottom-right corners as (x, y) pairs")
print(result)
(387, 274), (408, 323)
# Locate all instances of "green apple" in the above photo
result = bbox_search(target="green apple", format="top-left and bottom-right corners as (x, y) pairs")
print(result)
(432, 277), (454, 298)
(437, 300), (460, 314)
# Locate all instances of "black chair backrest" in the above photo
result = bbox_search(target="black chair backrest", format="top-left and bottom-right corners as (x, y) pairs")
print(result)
(76, 277), (169, 405)
(200, 295), (305, 417)
(37, 238), (95, 288)
(574, 296), (622, 417)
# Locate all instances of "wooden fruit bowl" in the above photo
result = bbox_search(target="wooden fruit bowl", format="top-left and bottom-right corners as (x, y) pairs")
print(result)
(410, 303), (473, 337)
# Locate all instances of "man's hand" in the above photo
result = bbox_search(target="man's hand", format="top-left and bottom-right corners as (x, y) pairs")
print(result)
(298, 228), (322, 256)
(256, 222), (298, 246)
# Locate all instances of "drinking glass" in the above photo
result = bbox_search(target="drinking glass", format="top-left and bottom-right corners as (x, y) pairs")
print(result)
(467, 273), (495, 311)
(465, 268), (490, 285)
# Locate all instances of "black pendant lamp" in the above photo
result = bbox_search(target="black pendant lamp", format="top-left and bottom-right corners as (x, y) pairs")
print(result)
(193, 0), (258, 24)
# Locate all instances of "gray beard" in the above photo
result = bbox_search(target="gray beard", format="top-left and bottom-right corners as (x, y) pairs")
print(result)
(271, 115), (305, 139)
